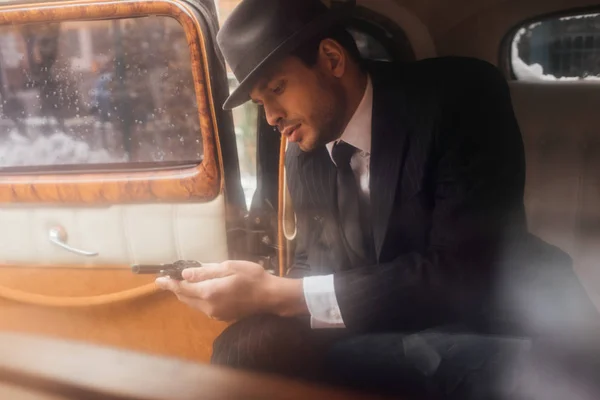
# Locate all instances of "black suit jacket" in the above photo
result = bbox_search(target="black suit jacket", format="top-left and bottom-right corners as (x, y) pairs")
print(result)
(285, 57), (598, 336)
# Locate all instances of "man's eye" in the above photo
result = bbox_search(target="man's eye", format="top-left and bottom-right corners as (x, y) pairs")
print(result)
(272, 82), (285, 95)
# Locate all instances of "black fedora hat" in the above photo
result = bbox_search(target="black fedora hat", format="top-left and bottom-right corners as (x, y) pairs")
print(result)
(217, 0), (351, 110)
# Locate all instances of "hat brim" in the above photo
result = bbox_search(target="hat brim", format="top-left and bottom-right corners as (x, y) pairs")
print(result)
(222, 7), (351, 110)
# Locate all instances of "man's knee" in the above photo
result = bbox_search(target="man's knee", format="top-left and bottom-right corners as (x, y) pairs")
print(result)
(211, 315), (284, 366)
(210, 314), (322, 378)
(326, 332), (533, 399)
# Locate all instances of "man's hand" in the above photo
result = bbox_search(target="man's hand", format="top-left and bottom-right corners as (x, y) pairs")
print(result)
(155, 261), (308, 322)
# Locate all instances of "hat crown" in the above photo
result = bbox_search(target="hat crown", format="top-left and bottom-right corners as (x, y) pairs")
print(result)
(216, 0), (341, 109)
(217, 0), (329, 74)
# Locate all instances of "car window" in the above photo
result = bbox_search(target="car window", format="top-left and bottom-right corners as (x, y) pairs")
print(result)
(0, 17), (202, 171)
(511, 12), (600, 81)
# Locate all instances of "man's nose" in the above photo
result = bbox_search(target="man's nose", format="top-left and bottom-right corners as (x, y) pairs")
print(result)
(264, 104), (284, 129)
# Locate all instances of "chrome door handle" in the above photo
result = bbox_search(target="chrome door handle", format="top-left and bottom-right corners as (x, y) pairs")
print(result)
(49, 226), (99, 257)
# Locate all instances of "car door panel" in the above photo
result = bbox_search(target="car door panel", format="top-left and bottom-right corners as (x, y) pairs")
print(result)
(0, 199), (228, 265)
(0, 0), (239, 362)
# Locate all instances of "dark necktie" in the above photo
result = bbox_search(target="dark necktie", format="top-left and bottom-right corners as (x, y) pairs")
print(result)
(332, 141), (371, 264)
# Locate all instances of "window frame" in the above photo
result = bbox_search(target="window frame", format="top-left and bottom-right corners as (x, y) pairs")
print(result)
(0, 0), (222, 205)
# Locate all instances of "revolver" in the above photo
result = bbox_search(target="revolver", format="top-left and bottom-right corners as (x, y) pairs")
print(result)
(131, 260), (202, 280)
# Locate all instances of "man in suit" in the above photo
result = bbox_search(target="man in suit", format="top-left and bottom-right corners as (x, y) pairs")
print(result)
(156, 0), (600, 398)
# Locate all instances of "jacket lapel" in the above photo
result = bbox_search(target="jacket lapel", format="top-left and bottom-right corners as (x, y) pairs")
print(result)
(369, 66), (410, 260)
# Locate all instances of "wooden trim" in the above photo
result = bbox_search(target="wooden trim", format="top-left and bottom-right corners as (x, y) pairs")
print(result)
(0, 0), (221, 204)
(0, 281), (158, 308)
(277, 137), (286, 277)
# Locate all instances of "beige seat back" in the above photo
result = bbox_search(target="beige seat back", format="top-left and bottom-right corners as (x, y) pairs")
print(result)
(509, 81), (600, 309)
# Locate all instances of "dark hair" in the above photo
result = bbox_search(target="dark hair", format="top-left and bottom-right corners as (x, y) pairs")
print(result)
(291, 25), (365, 69)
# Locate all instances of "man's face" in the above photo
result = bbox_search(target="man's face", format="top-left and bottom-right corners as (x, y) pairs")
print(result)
(249, 54), (348, 152)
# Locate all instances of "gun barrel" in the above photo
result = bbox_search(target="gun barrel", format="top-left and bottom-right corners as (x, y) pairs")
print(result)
(131, 264), (169, 274)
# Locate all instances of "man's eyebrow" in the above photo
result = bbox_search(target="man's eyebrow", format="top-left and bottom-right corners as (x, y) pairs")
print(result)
(258, 68), (285, 90)
(250, 72), (282, 104)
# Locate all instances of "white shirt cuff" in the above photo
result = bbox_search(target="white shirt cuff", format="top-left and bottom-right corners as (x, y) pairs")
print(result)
(302, 274), (346, 329)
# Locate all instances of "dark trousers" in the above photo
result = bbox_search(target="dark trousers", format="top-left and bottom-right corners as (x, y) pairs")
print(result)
(212, 315), (576, 399)
(212, 315), (600, 399)
(210, 315), (348, 383)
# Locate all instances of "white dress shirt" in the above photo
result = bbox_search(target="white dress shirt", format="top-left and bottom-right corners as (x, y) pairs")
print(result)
(302, 75), (373, 329)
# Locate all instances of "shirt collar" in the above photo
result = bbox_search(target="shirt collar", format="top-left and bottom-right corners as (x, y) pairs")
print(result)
(326, 74), (373, 158)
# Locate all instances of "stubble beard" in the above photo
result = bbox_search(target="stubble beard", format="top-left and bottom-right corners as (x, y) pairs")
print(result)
(304, 81), (347, 152)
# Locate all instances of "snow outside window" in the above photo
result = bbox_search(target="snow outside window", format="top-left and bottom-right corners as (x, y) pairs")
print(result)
(511, 12), (600, 82)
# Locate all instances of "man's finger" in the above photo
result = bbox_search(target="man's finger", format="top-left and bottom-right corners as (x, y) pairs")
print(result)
(156, 277), (218, 298)
(155, 277), (201, 296)
(181, 262), (233, 283)
(174, 294), (209, 312)
(155, 277), (182, 293)
(176, 294), (231, 322)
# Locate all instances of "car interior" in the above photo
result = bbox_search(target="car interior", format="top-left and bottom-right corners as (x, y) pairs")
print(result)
(0, 0), (598, 398)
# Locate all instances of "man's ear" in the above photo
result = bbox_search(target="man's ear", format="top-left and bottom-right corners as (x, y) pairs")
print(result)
(319, 38), (346, 78)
